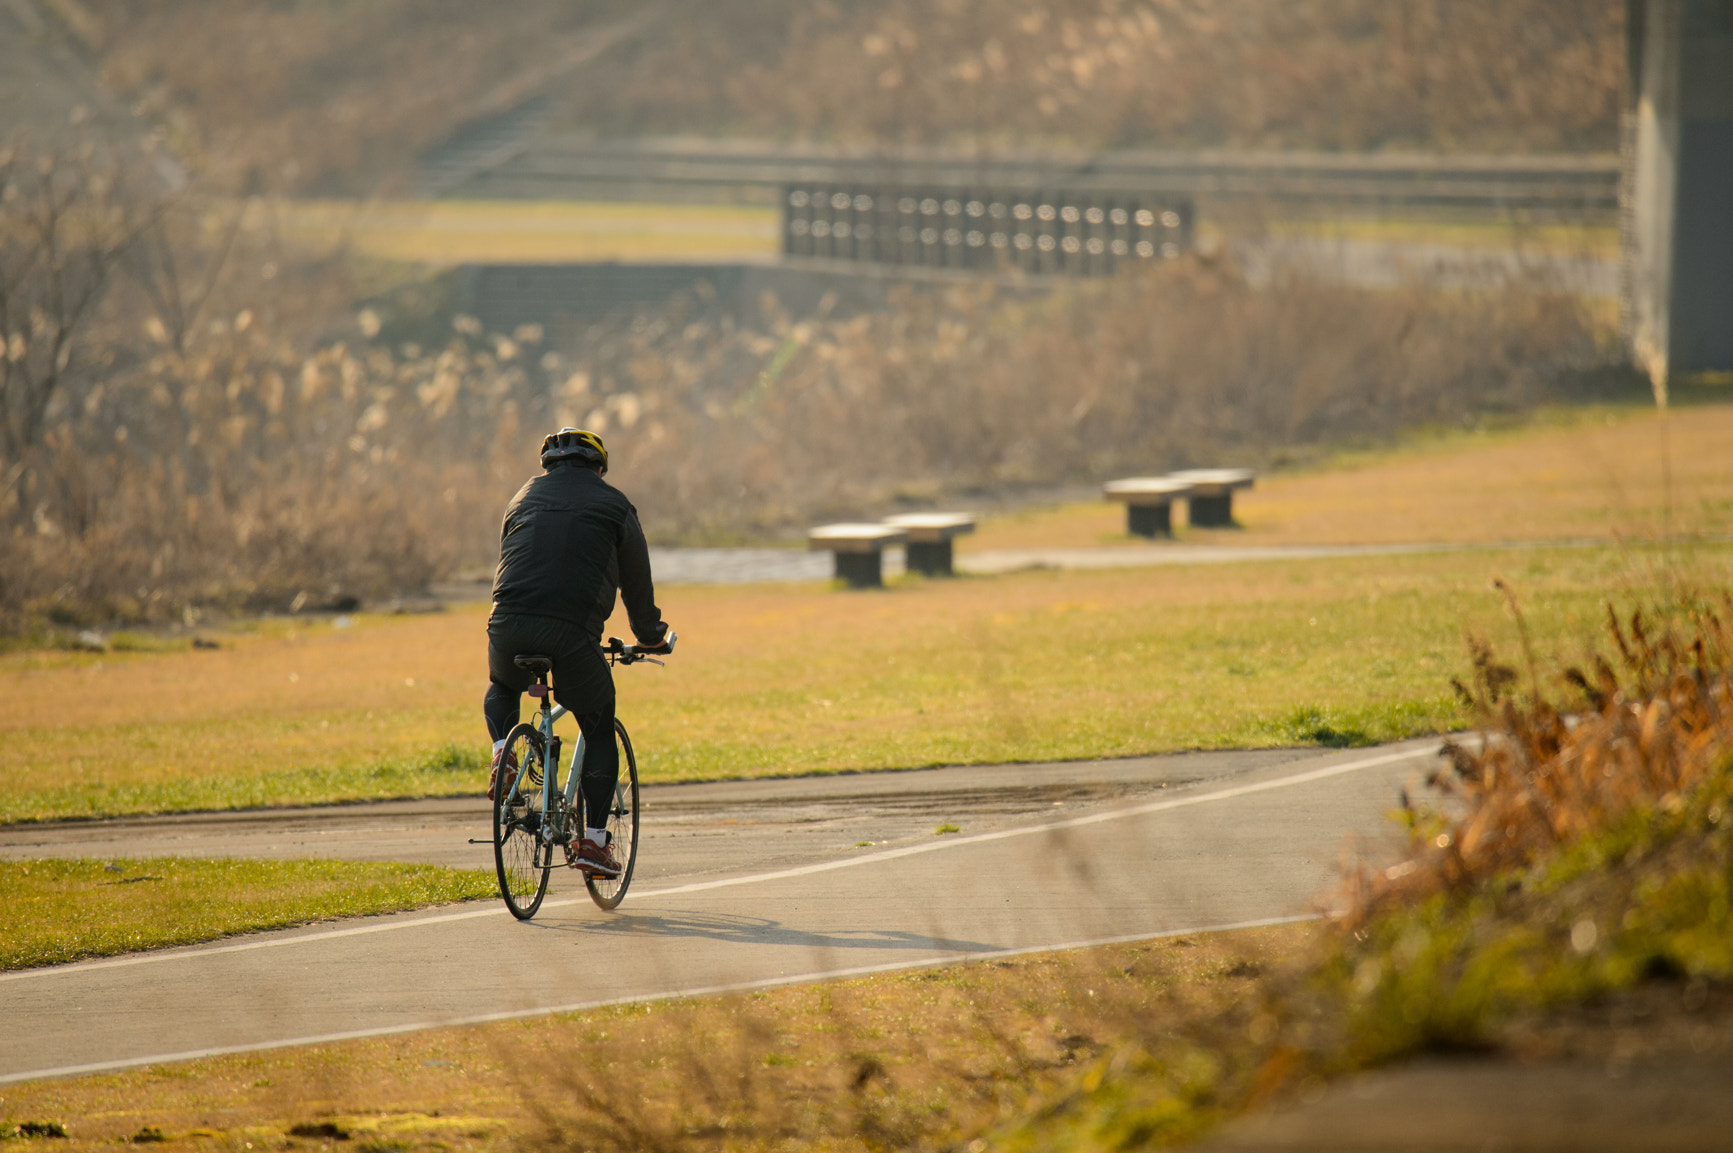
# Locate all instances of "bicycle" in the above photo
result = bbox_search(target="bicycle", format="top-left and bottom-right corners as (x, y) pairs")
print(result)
(491, 634), (673, 918)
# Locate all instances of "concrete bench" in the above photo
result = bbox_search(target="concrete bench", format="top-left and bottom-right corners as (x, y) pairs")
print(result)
(880, 513), (976, 576)
(808, 523), (909, 588)
(1103, 478), (1194, 537)
(1166, 468), (1255, 527)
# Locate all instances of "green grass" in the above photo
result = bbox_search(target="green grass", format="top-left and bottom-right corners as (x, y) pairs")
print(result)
(623, 545), (1720, 783)
(5, 544), (1729, 824)
(0, 858), (498, 970)
(4, 742), (485, 826)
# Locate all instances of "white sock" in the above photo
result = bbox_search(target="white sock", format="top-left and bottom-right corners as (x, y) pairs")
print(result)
(585, 827), (609, 847)
(492, 738), (506, 754)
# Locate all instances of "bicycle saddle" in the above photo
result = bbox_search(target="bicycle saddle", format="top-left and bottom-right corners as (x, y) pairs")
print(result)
(513, 654), (553, 675)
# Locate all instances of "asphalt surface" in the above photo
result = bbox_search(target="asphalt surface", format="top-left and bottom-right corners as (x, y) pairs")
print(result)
(1196, 1054), (1733, 1153)
(0, 739), (1446, 1084)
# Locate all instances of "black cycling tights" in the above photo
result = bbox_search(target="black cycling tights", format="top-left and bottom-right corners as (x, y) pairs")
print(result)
(484, 614), (620, 834)
(485, 686), (619, 834)
(572, 709), (621, 834)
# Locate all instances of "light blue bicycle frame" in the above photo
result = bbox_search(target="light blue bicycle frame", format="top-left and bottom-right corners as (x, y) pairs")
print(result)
(506, 691), (587, 854)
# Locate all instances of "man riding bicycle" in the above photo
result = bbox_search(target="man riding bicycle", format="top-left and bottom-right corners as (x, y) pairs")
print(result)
(485, 427), (672, 879)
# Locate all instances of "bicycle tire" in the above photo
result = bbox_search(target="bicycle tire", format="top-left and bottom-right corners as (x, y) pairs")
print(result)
(494, 723), (552, 920)
(585, 717), (640, 910)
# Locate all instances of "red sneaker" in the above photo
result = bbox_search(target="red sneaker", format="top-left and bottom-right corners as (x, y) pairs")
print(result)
(568, 837), (621, 878)
(486, 746), (518, 801)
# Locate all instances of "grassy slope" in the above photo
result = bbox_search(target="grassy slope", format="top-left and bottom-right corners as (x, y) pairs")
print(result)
(4, 403), (1731, 823)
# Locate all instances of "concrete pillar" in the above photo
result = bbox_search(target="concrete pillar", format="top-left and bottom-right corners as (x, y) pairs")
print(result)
(1624, 0), (1733, 392)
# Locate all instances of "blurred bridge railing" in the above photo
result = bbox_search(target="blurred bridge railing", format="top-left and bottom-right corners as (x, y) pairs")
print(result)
(420, 135), (1620, 219)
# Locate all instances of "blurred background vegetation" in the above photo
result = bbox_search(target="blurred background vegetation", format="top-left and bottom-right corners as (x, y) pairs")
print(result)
(82, 0), (1622, 195)
(0, 0), (1634, 629)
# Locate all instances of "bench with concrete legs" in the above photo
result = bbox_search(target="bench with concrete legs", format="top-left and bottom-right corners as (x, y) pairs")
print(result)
(880, 513), (976, 576)
(808, 523), (909, 588)
(1167, 468), (1255, 527)
(1103, 477), (1195, 538)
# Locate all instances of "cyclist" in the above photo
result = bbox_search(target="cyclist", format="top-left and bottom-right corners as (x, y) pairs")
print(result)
(484, 427), (672, 879)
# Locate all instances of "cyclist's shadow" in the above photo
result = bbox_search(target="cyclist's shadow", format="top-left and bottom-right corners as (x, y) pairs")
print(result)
(547, 910), (999, 955)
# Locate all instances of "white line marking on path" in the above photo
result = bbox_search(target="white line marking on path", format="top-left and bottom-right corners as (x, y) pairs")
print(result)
(642, 742), (1437, 899)
(0, 914), (1317, 1085)
(0, 742), (1439, 987)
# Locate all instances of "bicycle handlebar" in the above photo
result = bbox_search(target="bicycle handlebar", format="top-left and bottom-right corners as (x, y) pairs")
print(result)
(604, 631), (677, 665)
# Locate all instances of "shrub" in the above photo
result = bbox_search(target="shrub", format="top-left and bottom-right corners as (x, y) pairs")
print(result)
(1359, 585), (1733, 912)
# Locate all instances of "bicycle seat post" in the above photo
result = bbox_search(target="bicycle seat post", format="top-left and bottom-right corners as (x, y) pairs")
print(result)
(513, 654), (556, 715)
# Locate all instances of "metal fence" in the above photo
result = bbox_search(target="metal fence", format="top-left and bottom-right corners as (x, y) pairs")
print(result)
(782, 185), (1192, 276)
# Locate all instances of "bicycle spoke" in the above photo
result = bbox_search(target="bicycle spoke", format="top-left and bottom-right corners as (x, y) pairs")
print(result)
(585, 718), (640, 910)
(494, 724), (552, 919)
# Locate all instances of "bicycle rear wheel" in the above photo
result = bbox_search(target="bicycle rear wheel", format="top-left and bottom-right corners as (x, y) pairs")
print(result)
(585, 718), (640, 910)
(494, 723), (552, 920)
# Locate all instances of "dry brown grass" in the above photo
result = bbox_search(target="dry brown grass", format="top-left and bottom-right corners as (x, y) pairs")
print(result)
(72, 1), (1622, 196)
(6, 7), (1628, 631)
(584, 258), (1606, 544)
(84, 0), (640, 195)
(3, 162), (1611, 629)
(670, 0), (1623, 153)
(274, 200), (780, 265)
(1356, 584), (1733, 914)
(0, 926), (1304, 1151)
(967, 403), (1733, 551)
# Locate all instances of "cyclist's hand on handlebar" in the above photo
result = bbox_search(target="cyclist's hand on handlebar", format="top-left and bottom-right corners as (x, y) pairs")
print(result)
(604, 630), (676, 662)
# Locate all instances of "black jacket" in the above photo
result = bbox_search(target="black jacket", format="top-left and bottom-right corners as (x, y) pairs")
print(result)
(489, 465), (667, 644)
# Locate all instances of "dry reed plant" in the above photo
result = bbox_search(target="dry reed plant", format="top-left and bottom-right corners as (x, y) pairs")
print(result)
(0, 140), (524, 626)
(3, 240), (1609, 628)
(1355, 585), (1733, 915)
(73, 1), (1622, 196)
(588, 257), (1604, 542)
(1, 136), (1609, 630)
(687, 0), (1622, 153)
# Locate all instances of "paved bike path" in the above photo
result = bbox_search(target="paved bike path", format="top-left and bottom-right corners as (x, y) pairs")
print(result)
(0, 740), (1443, 1084)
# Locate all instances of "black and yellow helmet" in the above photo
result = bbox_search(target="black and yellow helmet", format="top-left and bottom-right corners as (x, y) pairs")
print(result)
(540, 427), (607, 474)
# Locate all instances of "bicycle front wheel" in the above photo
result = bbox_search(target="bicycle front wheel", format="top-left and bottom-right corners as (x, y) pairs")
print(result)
(585, 718), (641, 910)
(494, 723), (552, 920)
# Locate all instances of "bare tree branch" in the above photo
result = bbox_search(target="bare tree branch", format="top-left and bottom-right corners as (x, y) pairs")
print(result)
(0, 140), (152, 494)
